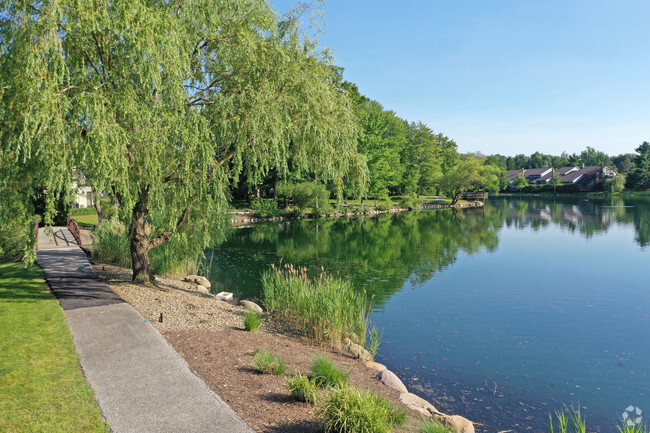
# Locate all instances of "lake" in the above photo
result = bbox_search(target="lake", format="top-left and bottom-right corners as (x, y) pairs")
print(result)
(205, 196), (650, 432)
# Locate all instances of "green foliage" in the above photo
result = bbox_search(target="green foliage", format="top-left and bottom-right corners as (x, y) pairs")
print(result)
(69, 208), (98, 216)
(420, 419), (454, 433)
(91, 223), (132, 269)
(0, 262), (109, 433)
(1, 0), (364, 280)
(262, 264), (368, 348)
(286, 373), (318, 403)
(317, 386), (406, 433)
(605, 174), (626, 193)
(618, 421), (649, 433)
(375, 199), (393, 211)
(251, 198), (279, 218)
(243, 311), (263, 332)
(399, 192), (421, 210)
(367, 327), (383, 360)
(254, 350), (287, 375)
(548, 405), (586, 433)
(279, 182), (332, 213)
(310, 356), (349, 389)
(439, 157), (502, 204)
(628, 142), (650, 190)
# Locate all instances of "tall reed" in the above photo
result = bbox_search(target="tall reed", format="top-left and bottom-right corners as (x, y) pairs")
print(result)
(261, 264), (369, 348)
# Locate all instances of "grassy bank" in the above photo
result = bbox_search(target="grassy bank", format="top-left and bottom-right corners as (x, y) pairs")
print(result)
(0, 261), (108, 432)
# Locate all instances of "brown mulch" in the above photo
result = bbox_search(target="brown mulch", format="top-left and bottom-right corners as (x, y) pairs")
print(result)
(94, 263), (425, 433)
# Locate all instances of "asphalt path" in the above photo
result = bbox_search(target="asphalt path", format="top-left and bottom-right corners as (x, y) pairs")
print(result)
(36, 248), (253, 433)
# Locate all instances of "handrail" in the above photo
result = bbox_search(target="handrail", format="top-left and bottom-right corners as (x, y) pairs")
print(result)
(35, 219), (40, 250)
(67, 217), (83, 247)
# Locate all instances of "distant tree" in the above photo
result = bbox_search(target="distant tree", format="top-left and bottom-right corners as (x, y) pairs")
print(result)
(484, 155), (508, 171)
(627, 142), (650, 190)
(578, 147), (612, 167)
(528, 152), (552, 168)
(401, 122), (443, 195)
(611, 153), (636, 174)
(551, 153), (571, 168)
(604, 175), (626, 193)
(550, 173), (562, 194)
(439, 158), (501, 204)
(507, 154), (529, 170)
(513, 174), (529, 192)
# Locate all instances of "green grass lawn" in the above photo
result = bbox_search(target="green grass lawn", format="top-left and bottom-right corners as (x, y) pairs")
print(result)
(0, 261), (108, 432)
(73, 213), (99, 225)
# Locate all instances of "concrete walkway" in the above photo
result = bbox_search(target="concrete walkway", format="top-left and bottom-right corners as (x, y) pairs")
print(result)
(37, 247), (253, 433)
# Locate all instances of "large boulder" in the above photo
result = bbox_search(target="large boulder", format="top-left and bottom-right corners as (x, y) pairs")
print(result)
(399, 392), (442, 417)
(239, 300), (263, 313)
(363, 361), (387, 372)
(376, 369), (408, 393)
(434, 414), (475, 433)
(184, 275), (211, 289)
(343, 338), (372, 362)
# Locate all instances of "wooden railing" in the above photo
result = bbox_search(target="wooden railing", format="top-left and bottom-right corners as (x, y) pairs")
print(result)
(460, 192), (488, 201)
(67, 217), (83, 247)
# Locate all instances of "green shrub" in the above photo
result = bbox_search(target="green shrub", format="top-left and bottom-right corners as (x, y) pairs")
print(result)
(262, 264), (368, 348)
(278, 182), (331, 213)
(310, 356), (348, 389)
(251, 198), (278, 218)
(91, 222), (131, 268)
(254, 350), (287, 375)
(400, 192), (421, 210)
(243, 311), (263, 332)
(420, 419), (453, 433)
(375, 199), (393, 211)
(367, 327), (383, 360)
(286, 373), (318, 403)
(317, 386), (406, 433)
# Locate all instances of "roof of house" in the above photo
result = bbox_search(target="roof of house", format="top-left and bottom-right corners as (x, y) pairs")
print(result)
(556, 166), (579, 175)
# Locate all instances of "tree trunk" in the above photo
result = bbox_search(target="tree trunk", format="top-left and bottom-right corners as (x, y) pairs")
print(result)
(92, 187), (104, 223)
(130, 187), (155, 284)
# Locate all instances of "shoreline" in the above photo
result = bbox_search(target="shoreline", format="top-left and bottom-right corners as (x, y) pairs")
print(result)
(230, 200), (484, 227)
(93, 262), (477, 432)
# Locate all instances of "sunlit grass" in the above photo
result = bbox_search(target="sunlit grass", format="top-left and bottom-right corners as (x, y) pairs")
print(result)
(262, 264), (368, 348)
(0, 261), (108, 432)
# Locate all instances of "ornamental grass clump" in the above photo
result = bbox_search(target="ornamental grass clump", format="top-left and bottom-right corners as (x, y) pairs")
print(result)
(286, 373), (318, 404)
(262, 264), (368, 348)
(310, 356), (348, 389)
(243, 311), (262, 332)
(420, 419), (453, 433)
(317, 386), (406, 433)
(254, 350), (286, 375)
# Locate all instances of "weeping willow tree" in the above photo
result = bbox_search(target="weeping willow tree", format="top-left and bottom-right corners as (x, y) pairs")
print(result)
(0, 0), (366, 283)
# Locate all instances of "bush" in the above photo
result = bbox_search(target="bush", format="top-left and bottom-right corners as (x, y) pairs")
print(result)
(286, 373), (318, 403)
(251, 198), (278, 218)
(262, 264), (368, 348)
(375, 199), (393, 211)
(243, 311), (262, 332)
(278, 182), (331, 213)
(254, 350), (287, 375)
(311, 356), (348, 389)
(317, 386), (406, 433)
(605, 175), (626, 193)
(91, 222), (131, 268)
(400, 192), (420, 210)
(367, 327), (383, 360)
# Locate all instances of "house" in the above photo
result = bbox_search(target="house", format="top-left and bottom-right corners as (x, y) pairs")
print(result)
(71, 172), (94, 209)
(507, 165), (616, 191)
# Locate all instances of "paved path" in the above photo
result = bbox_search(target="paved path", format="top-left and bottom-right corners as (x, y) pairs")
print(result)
(37, 248), (253, 433)
(37, 226), (80, 249)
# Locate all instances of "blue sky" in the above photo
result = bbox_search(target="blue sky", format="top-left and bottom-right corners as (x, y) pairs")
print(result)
(270, 0), (650, 157)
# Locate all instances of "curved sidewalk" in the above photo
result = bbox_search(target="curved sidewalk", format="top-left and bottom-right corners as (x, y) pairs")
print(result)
(37, 248), (253, 433)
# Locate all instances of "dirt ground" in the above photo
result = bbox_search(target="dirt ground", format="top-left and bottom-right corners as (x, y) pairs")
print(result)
(94, 263), (435, 433)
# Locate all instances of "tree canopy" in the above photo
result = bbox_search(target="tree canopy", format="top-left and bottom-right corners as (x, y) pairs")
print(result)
(0, 0), (365, 281)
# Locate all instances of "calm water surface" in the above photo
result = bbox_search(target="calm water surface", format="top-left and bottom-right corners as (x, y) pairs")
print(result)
(206, 197), (650, 432)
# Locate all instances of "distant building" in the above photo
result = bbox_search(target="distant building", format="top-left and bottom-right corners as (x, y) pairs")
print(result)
(71, 172), (94, 209)
(507, 165), (616, 192)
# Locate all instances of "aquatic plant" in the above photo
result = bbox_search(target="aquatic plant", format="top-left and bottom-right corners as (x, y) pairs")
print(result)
(548, 405), (586, 433)
(262, 264), (368, 348)
(367, 327), (383, 360)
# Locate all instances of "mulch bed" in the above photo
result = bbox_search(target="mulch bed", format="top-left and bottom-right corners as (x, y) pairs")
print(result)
(163, 327), (414, 433)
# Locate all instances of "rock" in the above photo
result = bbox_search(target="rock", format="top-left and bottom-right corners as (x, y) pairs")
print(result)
(184, 275), (211, 288)
(195, 284), (209, 294)
(363, 361), (387, 372)
(399, 392), (442, 417)
(376, 369), (408, 393)
(239, 300), (263, 313)
(347, 342), (372, 362)
(434, 414), (475, 433)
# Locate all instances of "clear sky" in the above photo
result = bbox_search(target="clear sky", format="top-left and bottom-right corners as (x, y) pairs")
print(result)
(269, 0), (650, 157)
